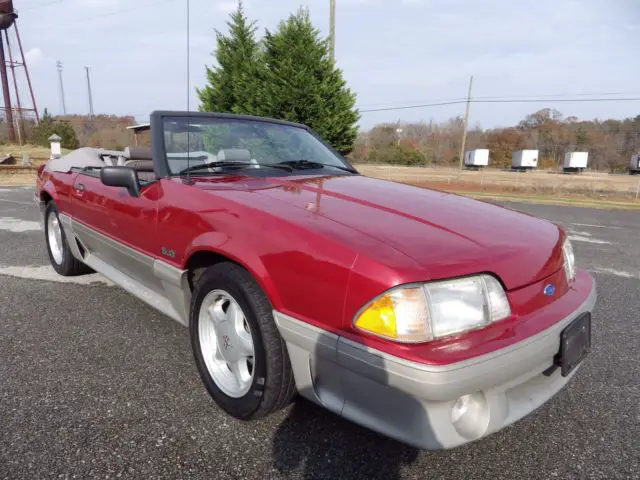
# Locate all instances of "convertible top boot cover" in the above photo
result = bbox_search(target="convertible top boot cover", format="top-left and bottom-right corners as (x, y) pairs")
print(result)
(49, 148), (121, 173)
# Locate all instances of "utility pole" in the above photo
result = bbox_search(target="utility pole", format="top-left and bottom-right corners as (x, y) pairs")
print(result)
(85, 66), (94, 118)
(329, 0), (336, 60)
(5, 30), (23, 144)
(0, 38), (15, 142)
(56, 61), (66, 115)
(458, 75), (474, 171)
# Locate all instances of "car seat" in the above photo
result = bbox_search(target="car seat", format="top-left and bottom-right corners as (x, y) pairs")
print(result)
(123, 146), (155, 182)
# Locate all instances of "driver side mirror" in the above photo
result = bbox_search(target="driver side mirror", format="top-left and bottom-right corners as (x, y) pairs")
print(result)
(100, 167), (140, 197)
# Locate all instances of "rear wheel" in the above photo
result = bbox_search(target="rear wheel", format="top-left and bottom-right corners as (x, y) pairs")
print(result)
(190, 262), (296, 420)
(44, 202), (90, 276)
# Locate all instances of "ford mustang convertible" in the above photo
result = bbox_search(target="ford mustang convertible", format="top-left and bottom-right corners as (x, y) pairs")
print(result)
(35, 111), (596, 450)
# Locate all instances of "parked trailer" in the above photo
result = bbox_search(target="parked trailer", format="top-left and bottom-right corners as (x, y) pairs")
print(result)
(563, 152), (589, 173)
(512, 150), (538, 171)
(464, 149), (489, 170)
(630, 154), (640, 175)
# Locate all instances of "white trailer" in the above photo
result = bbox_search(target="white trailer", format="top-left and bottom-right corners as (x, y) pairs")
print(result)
(630, 154), (640, 175)
(563, 152), (589, 173)
(464, 149), (489, 170)
(512, 150), (538, 171)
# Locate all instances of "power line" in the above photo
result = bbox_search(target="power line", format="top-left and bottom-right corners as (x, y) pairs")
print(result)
(474, 91), (640, 100)
(358, 91), (640, 110)
(359, 97), (640, 113)
(360, 100), (466, 113)
(25, 0), (175, 23)
(71, 0), (176, 24)
(476, 97), (640, 104)
(22, 0), (65, 11)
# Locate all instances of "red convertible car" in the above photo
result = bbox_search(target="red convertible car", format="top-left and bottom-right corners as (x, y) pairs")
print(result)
(35, 111), (596, 450)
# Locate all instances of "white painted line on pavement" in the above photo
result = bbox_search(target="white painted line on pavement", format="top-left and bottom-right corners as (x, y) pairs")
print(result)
(0, 198), (33, 206)
(0, 217), (41, 233)
(592, 267), (639, 279)
(571, 223), (620, 229)
(568, 235), (612, 245)
(568, 230), (592, 237)
(0, 265), (114, 285)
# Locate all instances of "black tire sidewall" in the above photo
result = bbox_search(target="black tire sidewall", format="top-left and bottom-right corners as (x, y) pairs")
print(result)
(190, 268), (268, 420)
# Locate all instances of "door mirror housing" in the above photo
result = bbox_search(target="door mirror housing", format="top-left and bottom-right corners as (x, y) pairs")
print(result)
(100, 167), (141, 197)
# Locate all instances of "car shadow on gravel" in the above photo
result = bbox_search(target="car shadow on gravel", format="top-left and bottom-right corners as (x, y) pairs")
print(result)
(271, 340), (423, 480)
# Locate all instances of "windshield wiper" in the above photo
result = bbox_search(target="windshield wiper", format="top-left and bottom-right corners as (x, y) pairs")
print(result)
(274, 159), (357, 173)
(179, 161), (292, 175)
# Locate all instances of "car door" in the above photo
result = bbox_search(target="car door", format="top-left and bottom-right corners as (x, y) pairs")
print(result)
(70, 169), (162, 290)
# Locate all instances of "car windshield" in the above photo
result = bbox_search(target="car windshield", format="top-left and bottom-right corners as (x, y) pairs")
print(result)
(162, 116), (351, 175)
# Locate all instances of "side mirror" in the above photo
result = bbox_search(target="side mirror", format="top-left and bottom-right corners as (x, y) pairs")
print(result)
(100, 167), (140, 197)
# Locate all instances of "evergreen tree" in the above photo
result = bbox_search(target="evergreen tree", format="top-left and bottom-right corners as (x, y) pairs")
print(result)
(257, 8), (359, 155)
(196, 1), (260, 114)
(32, 111), (79, 150)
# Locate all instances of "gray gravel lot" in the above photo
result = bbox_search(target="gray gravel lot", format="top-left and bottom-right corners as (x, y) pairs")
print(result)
(0, 187), (639, 479)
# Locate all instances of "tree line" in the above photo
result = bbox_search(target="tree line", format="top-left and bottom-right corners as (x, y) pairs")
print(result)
(353, 108), (640, 172)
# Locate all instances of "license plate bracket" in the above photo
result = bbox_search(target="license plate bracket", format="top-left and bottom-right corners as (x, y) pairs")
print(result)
(554, 313), (591, 377)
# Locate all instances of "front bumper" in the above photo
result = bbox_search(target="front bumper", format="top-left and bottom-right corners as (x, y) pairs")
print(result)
(275, 271), (596, 450)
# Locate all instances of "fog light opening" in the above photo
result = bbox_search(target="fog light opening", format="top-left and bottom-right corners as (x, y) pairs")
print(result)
(451, 392), (490, 440)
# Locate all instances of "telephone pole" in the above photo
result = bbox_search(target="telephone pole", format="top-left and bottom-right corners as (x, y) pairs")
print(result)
(85, 66), (94, 118)
(0, 36), (15, 141)
(329, 0), (336, 60)
(56, 61), (66, 115)
(458, 75), (474, 170)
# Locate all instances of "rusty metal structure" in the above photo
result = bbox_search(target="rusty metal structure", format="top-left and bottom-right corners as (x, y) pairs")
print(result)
(0, 0), (39, 143)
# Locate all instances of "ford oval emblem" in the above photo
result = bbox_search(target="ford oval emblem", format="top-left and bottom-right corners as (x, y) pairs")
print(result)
(543, 284), (555, 297)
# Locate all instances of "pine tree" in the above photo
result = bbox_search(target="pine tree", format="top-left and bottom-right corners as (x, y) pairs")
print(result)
(256, 8), (359, 155)
(196, 1), (260, 114)
(32, 112), (79, 150)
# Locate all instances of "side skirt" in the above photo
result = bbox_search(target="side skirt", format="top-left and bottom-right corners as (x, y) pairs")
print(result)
(58, 213), (190, 326)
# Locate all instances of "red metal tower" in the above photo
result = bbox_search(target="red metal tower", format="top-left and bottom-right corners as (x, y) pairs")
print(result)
(0, 0), (39, 143)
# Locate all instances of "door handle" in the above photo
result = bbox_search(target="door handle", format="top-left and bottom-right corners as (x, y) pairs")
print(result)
(75, 183), (85, 193)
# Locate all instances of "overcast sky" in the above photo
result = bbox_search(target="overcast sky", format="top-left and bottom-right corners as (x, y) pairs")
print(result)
(16, 0), (640, 129)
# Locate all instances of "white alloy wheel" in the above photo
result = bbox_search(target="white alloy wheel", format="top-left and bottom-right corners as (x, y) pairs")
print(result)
(47, 210), (64, 265)
(198, 289), (255, 398)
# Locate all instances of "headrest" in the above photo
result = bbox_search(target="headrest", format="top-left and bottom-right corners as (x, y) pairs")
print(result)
(217, 149), (251, 163)
(124, 146), (153, 160)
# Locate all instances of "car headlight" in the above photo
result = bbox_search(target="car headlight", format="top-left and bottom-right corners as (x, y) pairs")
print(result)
(562, 238), (576, 283)
(353, 275), (511, 343)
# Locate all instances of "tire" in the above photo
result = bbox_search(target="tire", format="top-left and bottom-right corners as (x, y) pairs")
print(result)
(44, 201), (90, 276)
(190, 262), (296, 420)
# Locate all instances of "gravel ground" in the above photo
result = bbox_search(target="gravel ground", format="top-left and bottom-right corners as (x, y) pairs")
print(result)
(0, 187), (638, 480)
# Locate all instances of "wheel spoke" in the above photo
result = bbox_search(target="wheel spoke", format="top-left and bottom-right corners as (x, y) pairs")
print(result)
(236, 329), (254, 357)
(227, 301), (243, 328)
(209, 300), (227, 325)
(230, 359), (250, 387)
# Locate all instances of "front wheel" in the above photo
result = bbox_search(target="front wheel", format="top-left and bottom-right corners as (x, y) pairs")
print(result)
(190, 262), (296, 420)
(44, 202), (90, 276)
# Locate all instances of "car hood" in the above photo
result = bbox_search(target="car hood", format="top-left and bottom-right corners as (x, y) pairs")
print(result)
(200, 174), (564, 291)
